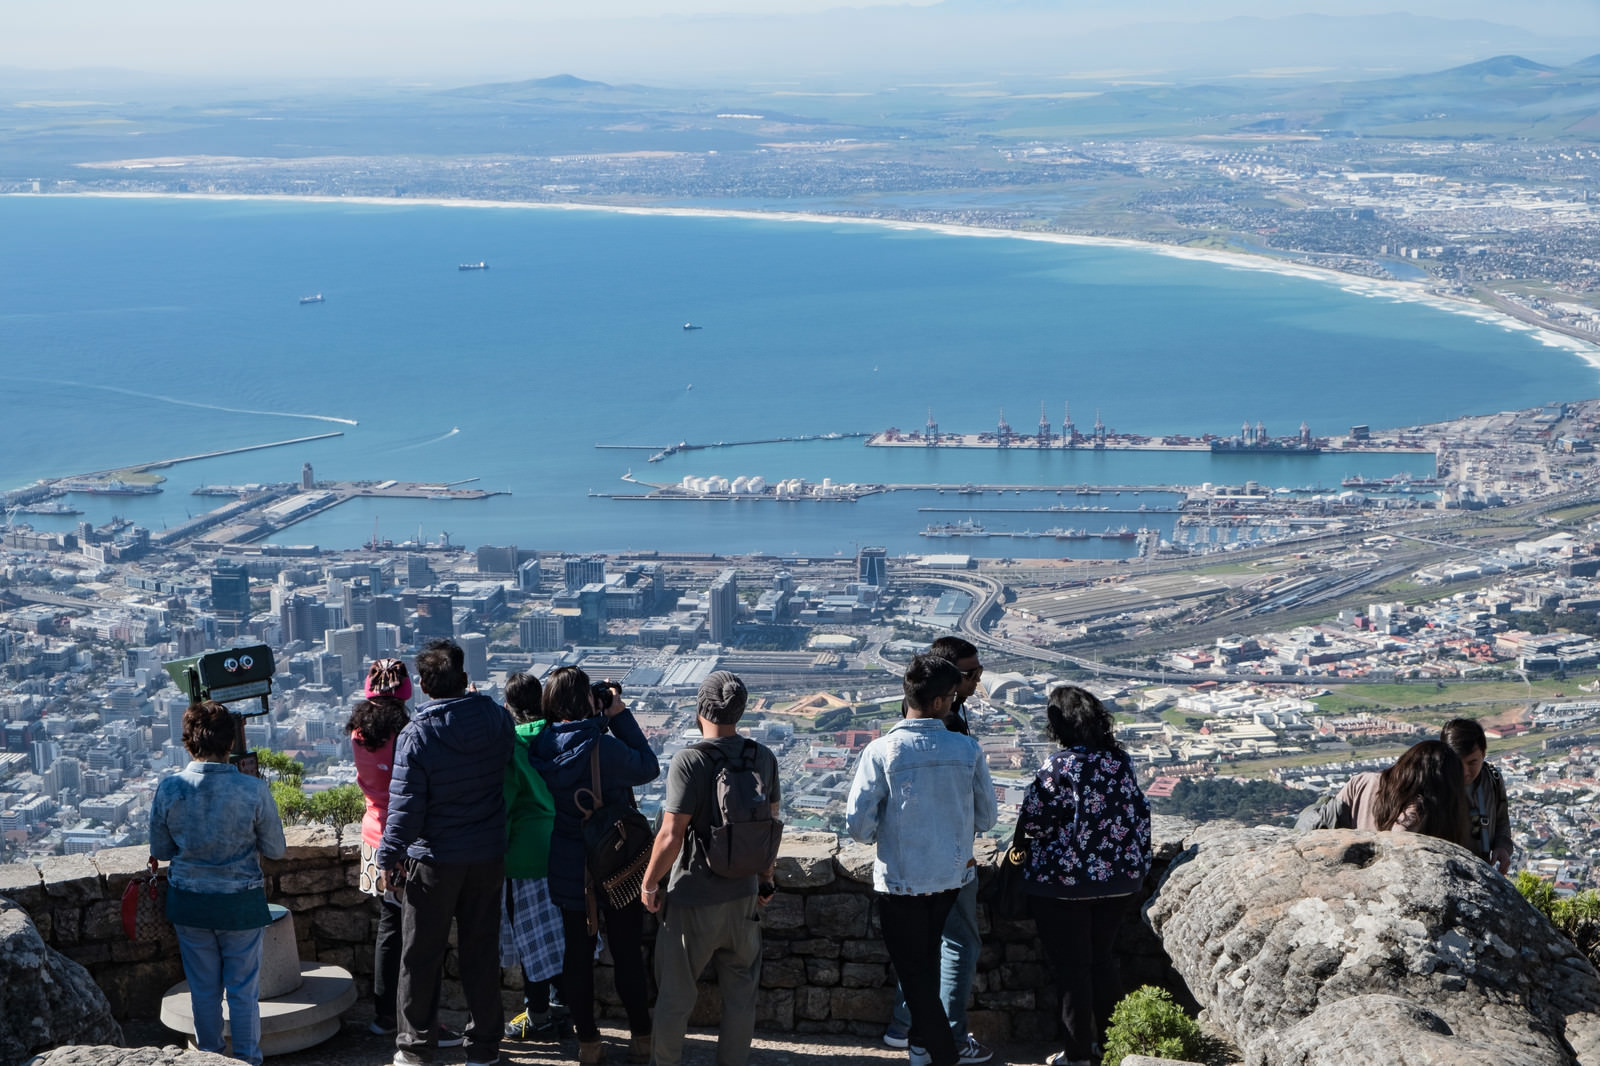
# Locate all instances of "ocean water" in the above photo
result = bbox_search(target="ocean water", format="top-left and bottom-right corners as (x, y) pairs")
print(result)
(1, 196), (1594, 558)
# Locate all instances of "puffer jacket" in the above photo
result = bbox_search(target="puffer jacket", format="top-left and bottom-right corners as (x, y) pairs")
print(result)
(530, 710), (660, 911)
(376, 691), (515, 869)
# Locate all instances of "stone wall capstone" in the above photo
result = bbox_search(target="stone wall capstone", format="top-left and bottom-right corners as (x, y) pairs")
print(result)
(0, 820), (1190, 1045)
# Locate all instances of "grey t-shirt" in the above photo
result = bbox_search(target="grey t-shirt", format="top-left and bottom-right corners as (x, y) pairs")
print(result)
(663, 735), (781, 907)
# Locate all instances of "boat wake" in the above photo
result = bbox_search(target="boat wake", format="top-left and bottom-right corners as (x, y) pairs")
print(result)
(394, 427), (461, 451)
(19, 378), (360, 426)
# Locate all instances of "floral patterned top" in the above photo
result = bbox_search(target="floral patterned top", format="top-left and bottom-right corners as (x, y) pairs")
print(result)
(1019, 745), (1151, 899)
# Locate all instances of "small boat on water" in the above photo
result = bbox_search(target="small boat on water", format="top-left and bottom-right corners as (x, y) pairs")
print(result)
(683, 322), (702, 330)
(300, 294), (324, 305)
(459, 262), (489, 271)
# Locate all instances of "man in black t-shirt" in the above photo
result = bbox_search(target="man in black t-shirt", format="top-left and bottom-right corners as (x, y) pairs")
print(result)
(639, 671), (781, 1066)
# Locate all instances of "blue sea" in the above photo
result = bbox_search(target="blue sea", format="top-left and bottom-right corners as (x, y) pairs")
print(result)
(2, 196), (1595, 558)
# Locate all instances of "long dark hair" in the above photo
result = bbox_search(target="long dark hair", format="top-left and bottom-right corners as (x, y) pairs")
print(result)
(542, 666), (595, 723)
(1374, 740), (1470, 846)
(347, 697), (409, 752)
(1045, 685), (1121, 753)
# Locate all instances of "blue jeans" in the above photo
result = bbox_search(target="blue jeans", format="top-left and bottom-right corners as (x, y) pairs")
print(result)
(890, 877), (979, 1042)
(174, 923), (266, 1066)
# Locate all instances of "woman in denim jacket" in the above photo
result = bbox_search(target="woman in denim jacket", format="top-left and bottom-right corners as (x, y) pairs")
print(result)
(149, 701), (286, 1066)
(1019, 686), (1150, 1066)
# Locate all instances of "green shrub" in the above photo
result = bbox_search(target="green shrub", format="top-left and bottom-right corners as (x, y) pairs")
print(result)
(1100, 985), (1204, 1065)
(1516, 872), (1600, 971)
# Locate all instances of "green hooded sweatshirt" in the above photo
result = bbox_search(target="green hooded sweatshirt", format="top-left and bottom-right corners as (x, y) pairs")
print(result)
(504, 718), (556, 879)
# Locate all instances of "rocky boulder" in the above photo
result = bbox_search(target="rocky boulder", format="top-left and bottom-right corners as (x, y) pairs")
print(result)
(1145, 826), (1600, 1066)
(1, 896), (122, 1066)
(24, 1049), (235, 1066)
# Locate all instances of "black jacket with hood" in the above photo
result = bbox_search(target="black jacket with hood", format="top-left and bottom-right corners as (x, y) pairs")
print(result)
(376, 691), (515, 869)
(530, 709), (660, 911)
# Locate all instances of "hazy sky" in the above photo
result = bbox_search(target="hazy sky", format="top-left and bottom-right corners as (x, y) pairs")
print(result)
(5, 0), (1598, 84)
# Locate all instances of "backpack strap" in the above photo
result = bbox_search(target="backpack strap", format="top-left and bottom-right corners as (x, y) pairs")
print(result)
(575, 743), (603, 821)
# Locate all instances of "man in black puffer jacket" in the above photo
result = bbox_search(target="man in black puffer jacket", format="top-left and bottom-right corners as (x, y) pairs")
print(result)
(378, 639), (514, 1066)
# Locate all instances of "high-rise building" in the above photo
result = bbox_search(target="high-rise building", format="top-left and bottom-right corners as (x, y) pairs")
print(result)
(564, 556), (606, 592)
(519, 611), (565, 652)
(406, 555), (436, 589)
(709, 569), (739, 645)
(210, 563), (251, 625)
(576, 583), (608, 643)
(517, 558), (544, 593)
(857, 546), (888, 588)
(280, 593), (324, 646)
(415, 594), (455, 640)
(477, 545), (519, 575)
(459, 633), (488, 681)
(301, 462), (315, 490)
(325, 627), (366, 680)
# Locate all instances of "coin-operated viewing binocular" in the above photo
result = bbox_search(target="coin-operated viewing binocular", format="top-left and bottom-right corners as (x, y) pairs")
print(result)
(163, 645), (277, 777)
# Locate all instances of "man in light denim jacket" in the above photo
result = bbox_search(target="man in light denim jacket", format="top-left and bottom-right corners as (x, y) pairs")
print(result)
(847, 654), (998, 1066)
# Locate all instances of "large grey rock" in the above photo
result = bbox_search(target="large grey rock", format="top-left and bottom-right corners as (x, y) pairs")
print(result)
(1145, 826), (1600, 1066)
(23, 1047), (234, 1066)
(1, 897), (121, 1066)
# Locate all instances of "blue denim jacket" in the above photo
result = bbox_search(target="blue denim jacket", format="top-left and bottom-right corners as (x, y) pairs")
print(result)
(149, 761), (287, 894)
(845, 717), (998, 895)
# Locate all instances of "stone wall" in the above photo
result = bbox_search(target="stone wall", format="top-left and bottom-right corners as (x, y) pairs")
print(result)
(0, 819), (1193, 1034)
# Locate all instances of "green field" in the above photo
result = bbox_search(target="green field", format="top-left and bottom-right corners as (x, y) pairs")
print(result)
(1312, 676), (1592, 718)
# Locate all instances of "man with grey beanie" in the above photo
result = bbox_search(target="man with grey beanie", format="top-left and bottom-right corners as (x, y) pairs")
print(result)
(639, 671), (782, 1066)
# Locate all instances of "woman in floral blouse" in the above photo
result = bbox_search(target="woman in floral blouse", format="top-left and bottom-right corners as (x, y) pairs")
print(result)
(1019, 686), (1152, 1066)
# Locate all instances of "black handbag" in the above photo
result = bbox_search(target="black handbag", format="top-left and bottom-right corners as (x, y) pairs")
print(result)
(576, 745), (654, 915)
(981, 824), (1032, 921)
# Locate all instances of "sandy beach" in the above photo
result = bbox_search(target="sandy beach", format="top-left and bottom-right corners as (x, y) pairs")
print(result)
(13, 188), (1600, 371)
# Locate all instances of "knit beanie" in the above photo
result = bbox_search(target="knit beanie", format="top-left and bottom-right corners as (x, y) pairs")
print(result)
(697, 671), (748, 725)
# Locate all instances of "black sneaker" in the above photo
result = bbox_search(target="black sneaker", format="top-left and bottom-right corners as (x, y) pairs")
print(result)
(506, 1011), (567, 1041)
(436, 1026), (465, 1049)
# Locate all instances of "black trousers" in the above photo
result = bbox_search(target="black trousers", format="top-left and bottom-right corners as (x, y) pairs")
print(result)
(879, 890), (961, 1066)
(560, 902), (652, 1042)
(1030, 894), (1134, 1061)
(397, 857), (505, 1063)
(374, 895), (402, 1023)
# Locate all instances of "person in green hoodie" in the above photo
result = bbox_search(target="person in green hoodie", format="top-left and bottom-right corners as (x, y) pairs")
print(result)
(500, 672), (567, 1042)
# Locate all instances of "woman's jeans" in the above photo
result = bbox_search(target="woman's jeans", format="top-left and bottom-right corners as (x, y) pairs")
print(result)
(174, 923), (266, 1066)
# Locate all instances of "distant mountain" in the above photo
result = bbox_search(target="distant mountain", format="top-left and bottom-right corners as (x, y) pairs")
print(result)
(1437, 55), (1559, 79)
(1074, 49), (1600, 139)
(527, 74), (609, 90)
(1569, 54), (1600, 71)
(441, 73), (622, 99)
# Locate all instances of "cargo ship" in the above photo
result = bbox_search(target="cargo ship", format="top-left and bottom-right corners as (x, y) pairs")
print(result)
(58, 479), (161, 496)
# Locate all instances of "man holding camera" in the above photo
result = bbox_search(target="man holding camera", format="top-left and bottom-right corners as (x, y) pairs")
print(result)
(639, 671), (782, 1066)
(378, 639), (514, 1066)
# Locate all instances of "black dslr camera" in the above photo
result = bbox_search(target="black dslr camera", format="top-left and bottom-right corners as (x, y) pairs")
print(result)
(591, 680), (622, 711)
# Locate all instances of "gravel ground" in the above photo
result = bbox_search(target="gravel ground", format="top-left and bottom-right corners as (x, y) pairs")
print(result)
(122, 1016), (1068, 1066)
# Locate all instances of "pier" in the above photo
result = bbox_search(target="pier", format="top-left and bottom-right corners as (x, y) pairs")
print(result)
(593, 432), (871, 464)
(158, 480), (507, 549)
(598, 479), (1200, 502)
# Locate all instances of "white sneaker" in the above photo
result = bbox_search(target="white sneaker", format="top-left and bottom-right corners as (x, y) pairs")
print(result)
(908, 1046), (933, 1066)
(883, 1025), (910, 1050)
(957, 1036), (994, 1065)
(393, 1051), (428, 1066)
